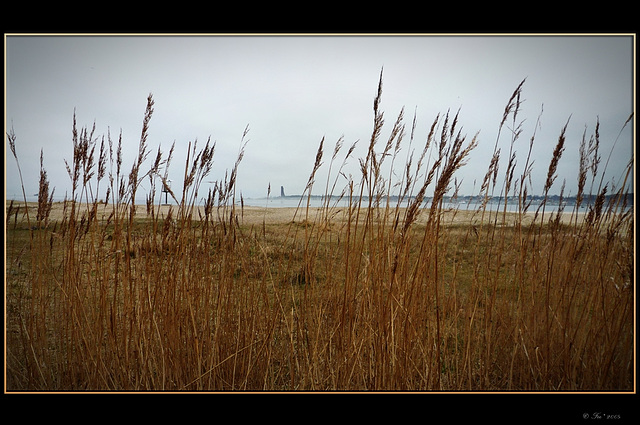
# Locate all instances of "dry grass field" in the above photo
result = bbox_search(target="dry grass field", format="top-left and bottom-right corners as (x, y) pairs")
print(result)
(5, 77), (634, 391)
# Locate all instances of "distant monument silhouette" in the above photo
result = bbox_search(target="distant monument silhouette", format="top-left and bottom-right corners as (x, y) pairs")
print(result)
(280, 186), (285, 197)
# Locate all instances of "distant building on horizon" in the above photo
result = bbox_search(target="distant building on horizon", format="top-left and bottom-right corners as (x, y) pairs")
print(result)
(280, 186), (285, 197)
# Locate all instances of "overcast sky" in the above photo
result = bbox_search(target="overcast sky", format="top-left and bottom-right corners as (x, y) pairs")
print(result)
(5, 34), (634, 205)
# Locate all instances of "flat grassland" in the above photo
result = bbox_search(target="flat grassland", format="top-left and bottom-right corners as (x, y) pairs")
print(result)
(5, 198), (632, 391)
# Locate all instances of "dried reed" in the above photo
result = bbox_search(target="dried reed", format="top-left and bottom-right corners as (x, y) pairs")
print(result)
(5, 75), (634, 391)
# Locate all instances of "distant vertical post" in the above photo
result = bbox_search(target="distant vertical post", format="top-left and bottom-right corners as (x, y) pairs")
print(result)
(281, 186), (285, 197)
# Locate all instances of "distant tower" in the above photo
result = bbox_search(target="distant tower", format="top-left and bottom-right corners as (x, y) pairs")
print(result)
(162, 180), (172, 205)
(280, 186), (285, 197)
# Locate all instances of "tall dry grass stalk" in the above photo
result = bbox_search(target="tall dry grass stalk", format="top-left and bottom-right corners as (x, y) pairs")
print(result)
(6, 73), (634, 391)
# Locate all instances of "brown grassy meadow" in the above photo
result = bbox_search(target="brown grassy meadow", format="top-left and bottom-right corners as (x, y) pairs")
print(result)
(5, 75), (634, 391)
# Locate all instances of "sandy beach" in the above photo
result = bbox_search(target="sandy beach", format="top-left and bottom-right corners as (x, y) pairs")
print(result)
(7, 200), (587, 227)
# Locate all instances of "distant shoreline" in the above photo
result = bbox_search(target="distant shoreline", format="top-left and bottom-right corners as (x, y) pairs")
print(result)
(6, 200), (599, 227)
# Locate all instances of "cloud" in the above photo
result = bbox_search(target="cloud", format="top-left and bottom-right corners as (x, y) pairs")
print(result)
(5, 35), (634, 204)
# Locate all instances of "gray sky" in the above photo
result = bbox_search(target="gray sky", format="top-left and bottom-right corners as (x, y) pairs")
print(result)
(5, 34), (634, 204)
